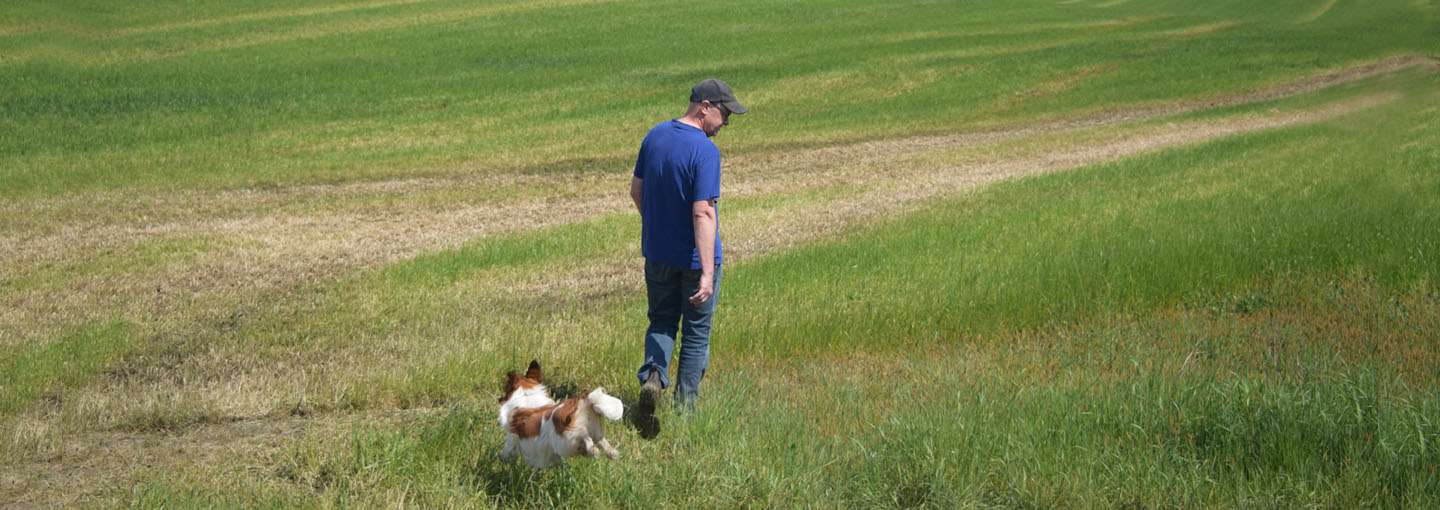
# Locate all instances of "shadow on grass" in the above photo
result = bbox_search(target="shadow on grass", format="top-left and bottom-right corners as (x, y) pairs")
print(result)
(463, 440), (584, 509)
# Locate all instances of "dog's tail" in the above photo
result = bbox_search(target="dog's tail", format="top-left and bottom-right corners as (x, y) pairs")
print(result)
(587, 387), (624, 421)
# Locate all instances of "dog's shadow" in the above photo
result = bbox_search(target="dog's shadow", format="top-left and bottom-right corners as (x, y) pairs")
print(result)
(465, 449), (582, 505)
(546, 380), (581, 401)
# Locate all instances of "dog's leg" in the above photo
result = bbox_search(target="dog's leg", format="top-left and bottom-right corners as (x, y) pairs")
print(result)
(499, 434), (518, 461)
(582, 434), (604, 458)
(596, 437), (619, 459)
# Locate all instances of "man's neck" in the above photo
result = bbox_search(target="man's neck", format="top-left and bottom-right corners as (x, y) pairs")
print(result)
(676, 103), (705, 131)
(676, 114), (703, 130)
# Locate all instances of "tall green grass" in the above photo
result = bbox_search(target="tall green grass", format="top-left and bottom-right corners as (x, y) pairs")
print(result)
(114, 350), (1440, 508)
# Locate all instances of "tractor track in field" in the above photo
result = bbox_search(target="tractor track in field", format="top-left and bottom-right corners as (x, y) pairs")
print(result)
(0, 55), (1433, 508)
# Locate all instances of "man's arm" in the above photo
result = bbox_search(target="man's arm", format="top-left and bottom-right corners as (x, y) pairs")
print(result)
(689, 198), (717, 306)
(630, 177), (643, 214)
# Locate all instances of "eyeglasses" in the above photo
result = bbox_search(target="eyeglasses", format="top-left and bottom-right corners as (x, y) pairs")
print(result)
(712, 102), (731, 121)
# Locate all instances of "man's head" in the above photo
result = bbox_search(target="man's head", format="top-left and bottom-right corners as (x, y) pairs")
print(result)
(687, 78), (747, 137)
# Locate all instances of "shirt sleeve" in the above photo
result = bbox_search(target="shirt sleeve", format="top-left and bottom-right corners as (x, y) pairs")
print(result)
(692, 145), (721, 202)
(633, 140), (647, 180)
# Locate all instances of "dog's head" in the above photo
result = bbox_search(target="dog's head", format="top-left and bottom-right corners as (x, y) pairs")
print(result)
(499, 360), (546, 405)
(498, 360), (553, 427)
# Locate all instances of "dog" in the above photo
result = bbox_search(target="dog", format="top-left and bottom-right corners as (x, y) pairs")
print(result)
(497, 360), (624, 469)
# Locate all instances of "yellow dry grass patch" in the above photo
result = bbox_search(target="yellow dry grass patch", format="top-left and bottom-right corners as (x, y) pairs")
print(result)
(888, 18), (1246, 68)
(746, 65), (950, 109)
(1297, 0), (1341, 23)
(0, 171), (623, 345)
(894, 39), (1083, 65)
(993, 62), (1123, 111)
(104, 0), (442, 38)
(1158, 21), (1244, 37)
(16, 0), (620, 65)
(3, 408), (429, 509)
(863, 15), (1170, 44)
(0, 23), (41, 37)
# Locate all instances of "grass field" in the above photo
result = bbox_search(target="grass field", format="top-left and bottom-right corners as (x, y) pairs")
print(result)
(2, 0), (1438, 507)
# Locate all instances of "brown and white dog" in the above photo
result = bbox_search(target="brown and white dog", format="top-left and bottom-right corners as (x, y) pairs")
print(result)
(497, 360), (624, 469)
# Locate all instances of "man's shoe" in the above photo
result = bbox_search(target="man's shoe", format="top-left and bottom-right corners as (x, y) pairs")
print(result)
(636, 372), (662, 439)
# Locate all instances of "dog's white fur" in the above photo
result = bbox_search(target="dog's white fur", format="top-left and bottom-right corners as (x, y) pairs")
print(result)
(497, 364), (624, 469)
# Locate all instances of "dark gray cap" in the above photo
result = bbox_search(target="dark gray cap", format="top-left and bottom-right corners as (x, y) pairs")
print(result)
(690, 78), (748, 114)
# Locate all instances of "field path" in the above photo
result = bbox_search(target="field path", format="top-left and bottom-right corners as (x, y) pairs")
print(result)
(0, 55), (1433, 508)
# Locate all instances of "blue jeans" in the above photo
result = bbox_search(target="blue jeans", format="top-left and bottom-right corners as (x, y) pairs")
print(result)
(637, 260), (721, 405)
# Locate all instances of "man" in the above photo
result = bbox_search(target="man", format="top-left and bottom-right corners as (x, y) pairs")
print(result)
(629, 78), (747, 438)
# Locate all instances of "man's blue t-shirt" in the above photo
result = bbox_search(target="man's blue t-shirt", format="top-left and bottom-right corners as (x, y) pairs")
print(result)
(633, 120), (722, 270)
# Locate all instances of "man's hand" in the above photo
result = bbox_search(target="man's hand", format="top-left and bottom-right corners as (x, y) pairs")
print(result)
(689, 274), (713, 306)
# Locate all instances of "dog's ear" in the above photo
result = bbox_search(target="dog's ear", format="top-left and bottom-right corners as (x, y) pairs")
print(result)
(525, 360), (543, 383)
(499, 371), (519, 403)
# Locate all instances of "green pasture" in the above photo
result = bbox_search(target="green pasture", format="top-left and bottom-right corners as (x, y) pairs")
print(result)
(2, 0), (1436, 197)
(2, 0), (1439, 507)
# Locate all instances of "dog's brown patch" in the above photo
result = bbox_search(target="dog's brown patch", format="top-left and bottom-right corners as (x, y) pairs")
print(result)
(507, 405), (551, 439)
(507, 398), (580, 439)
(549, 398), (580, 434)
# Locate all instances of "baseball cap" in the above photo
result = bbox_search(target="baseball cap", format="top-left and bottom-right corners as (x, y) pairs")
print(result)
(690, 78), (748, 115)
